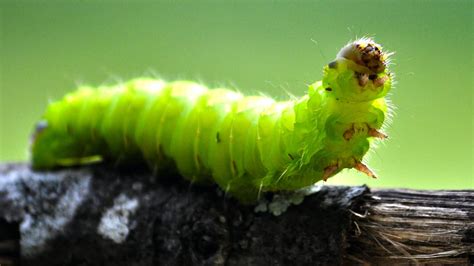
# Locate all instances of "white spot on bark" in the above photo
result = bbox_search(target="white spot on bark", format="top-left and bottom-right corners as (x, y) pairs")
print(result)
(97, 194), (139, 244)
(19, 172), (91, 256)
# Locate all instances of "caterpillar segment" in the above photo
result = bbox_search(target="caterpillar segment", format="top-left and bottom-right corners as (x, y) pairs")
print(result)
(31, 38), (392, 204)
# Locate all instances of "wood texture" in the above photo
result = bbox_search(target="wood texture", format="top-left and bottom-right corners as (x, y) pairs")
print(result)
(346, 189), (473, 265)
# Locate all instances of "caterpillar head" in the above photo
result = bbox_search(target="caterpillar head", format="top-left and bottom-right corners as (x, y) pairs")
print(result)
(322, 38), (392, 102)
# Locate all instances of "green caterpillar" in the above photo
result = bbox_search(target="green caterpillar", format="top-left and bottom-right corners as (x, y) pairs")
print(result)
(31, 38), (393, 203)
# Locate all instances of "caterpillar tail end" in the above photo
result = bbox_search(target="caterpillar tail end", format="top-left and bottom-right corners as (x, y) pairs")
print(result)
(30, 120), (103, 169)
(30, 120), (55, 169)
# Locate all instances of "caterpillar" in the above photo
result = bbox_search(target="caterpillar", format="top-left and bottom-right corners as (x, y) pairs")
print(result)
(31, 38), (393, 204)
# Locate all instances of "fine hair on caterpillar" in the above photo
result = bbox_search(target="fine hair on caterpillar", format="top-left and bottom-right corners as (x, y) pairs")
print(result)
(31, 38), (394, 204)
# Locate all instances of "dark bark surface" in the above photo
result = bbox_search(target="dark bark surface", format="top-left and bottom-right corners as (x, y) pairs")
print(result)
(1, 163), (472, 265)
(0, 163), (368, 266)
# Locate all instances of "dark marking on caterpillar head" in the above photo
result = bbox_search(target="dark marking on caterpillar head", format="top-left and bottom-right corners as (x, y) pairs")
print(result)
(338, 39), (387, 74)
(216, 132), (221, 143)
(325, 87), (333, 92)
(359, 43), (385, 73)
(328, 61), (338, 69)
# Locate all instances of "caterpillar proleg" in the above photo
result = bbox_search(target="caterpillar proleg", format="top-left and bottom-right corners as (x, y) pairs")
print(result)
(31, 38), (393, 203)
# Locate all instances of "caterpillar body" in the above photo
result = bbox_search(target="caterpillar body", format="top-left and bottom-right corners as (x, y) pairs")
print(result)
(31, 38), (393, 203)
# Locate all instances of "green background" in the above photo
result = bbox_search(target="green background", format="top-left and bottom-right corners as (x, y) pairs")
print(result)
(0, 1), (472, 189)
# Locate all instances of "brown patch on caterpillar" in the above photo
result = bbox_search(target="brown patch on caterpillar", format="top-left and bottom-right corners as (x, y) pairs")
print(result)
(354, 160), (377, 179)
(373, 75), (389, 88)
(355, 72), (369, 87)
(343, 124), (355, 141)
(216, 132), (221, 143)
(325, 87), (333, 92)
(356, 72), (388, 89)
(345, 123), (381, 141)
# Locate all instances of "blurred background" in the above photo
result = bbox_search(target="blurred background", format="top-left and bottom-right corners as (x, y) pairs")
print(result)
(0, 1), (472, 189)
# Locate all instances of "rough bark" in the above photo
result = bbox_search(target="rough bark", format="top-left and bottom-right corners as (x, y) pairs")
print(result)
(0, 163), (472, 265)
(0, 163), (366, 266)
(347, 189), (473, 265)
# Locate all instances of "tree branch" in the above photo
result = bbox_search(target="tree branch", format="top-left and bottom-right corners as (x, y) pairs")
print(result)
(0, 163), (472, 265)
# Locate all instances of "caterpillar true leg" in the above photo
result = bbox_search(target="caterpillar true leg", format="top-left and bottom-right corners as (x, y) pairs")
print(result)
(323, 164), (339, 182)
(31, 38), (393, 204)
(368, 126), (388, 139)
(354, 161), (377, 179)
